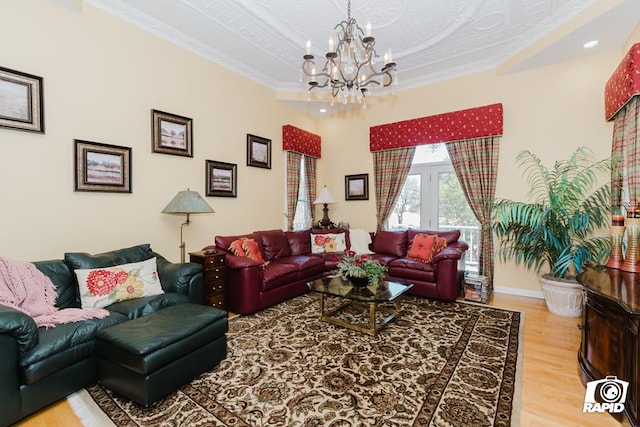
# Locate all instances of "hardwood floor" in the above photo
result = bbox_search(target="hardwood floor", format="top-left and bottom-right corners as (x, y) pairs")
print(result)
(16, 293), (622, 426)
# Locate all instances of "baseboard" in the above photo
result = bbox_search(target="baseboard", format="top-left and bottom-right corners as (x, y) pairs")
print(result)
(493, 286), (544, 300)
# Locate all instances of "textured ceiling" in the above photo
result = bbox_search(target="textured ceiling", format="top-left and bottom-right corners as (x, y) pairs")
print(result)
(83, 0), (640, 115)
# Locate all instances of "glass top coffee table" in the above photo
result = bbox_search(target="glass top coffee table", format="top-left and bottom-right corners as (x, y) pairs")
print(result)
(307, 276), (413, 336)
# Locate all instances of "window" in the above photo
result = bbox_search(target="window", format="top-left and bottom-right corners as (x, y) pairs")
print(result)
(292, 156), (311, 230)
(388, 144), (479, 271)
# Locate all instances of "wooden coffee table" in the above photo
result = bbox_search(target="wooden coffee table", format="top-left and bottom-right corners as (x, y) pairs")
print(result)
(308, 276), (413, 336)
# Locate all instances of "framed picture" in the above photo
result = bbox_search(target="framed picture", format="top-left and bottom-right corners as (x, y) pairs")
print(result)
(74, 139), (132, 193)
(151, 109), (193, 157)
(246, 134), (271, 169)
(206, 160), (237, 197)
(0, 66), (44, 133)
(345, 173), (369, 200)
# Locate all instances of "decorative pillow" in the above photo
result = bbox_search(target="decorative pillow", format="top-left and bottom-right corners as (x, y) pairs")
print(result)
(407, 234), (448, 263)
(242, 238), (267, 265)
(74, 257), (164, 309)
(311, 232), (347, 253)
(228, 238), (247, 257)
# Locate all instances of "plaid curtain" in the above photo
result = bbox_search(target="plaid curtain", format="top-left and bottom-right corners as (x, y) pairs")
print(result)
(286, 151), (302, 230)
(304, 156), (317, 223)
(611, 96), (640, 210)
(447, 137), (500, 285)
(373, 147), (416, 230)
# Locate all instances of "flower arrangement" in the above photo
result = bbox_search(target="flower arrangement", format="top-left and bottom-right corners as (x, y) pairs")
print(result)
(334, 250), (387, 283)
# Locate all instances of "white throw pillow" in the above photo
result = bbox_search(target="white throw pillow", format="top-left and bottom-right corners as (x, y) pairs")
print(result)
(348, 228), (373, 254)
(311, 232), (347, 253)
(74, 257), (164, 309)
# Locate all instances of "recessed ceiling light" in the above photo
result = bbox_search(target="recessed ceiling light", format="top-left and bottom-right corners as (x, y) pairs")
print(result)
(319, 108), (327, 113)
(583, 40), (599, 49)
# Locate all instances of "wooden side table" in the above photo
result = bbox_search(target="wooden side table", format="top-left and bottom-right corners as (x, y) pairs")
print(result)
(576, 266), (640, 426)
(189, 250), (226, 310)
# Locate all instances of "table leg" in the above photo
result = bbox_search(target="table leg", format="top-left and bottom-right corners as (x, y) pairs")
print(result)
(369, 302), (376, 334)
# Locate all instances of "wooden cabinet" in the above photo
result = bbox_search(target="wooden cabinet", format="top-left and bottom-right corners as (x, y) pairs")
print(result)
(189, 250), (226, 310)
(577, 266), (640, 426)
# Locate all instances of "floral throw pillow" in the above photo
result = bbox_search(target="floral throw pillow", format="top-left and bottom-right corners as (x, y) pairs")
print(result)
(74, 257), (164, 309)
(311, 232), (347, 253)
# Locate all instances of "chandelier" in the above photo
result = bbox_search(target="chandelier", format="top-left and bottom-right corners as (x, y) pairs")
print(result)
(301, 0), (397, 105)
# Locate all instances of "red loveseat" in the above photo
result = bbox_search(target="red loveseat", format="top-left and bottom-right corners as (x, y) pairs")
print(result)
(208, 228), (468, 314)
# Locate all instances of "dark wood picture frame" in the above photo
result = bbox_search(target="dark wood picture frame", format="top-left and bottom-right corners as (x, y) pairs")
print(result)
(0, 66), (44, 133)
(74, 139), (132, 193)
(246, 134), (271, 169)
(345, 173), (369, 200)
(206, 160), (237, 197)
(151, 109), (193, 157)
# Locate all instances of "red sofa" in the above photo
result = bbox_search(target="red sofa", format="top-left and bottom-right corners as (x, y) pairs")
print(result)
(209, 228), (468, 314)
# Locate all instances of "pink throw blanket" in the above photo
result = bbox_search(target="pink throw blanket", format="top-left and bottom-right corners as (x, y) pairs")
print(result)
(0, 256), (109, 328)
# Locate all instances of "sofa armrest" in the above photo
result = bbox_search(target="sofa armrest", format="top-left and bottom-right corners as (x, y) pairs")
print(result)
(0, 304), (38, 356)
(225, 254), (262, 269)
(153, 252), (204, 304)
(432, 246), (465, 264)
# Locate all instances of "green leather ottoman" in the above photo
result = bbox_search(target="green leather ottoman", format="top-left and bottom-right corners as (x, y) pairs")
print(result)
(96, 303), (227, 407)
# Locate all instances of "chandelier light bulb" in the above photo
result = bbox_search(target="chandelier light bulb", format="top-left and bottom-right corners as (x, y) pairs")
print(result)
(306, 40), (311, 55)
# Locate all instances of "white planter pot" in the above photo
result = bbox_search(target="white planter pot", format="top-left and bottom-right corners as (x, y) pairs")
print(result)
(539, 274), (583, 318)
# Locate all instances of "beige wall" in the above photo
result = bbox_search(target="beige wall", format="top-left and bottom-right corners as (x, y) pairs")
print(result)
(1, 1), (634, 297)
(316, 50), (622, 296)
(0, 0), (313, 262)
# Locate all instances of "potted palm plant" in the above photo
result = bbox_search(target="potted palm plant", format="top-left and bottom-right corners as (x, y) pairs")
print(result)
(492, 147), (612, 317)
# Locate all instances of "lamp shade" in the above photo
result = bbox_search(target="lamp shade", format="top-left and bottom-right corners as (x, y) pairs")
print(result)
(162, 189), (214, 214)
(313, 186), (337, 204)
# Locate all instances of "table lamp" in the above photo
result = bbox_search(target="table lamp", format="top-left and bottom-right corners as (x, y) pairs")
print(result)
(313, 185), (337, 229)
(162, 189), (214, 262)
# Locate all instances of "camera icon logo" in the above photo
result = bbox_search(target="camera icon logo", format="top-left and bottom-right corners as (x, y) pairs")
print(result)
(583, 376), (628, 414)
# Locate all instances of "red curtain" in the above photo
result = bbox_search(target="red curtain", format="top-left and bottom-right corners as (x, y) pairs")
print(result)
(282, 125), (321, 158)
(369, 103), (503, 152)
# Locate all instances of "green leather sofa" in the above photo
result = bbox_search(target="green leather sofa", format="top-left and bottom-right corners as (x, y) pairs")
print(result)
(0, 244), (214, 426)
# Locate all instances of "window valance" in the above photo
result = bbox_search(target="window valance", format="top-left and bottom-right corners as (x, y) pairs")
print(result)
(282, 124), (321, 158)
(605, 43), (640, 122)
(369, 103), (503, 152)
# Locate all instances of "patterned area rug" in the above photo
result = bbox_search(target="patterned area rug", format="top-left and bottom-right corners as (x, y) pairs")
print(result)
(69, 294), (523, 426)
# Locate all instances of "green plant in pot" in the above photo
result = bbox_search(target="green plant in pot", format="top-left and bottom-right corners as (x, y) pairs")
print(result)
(492, 147), (612, 317)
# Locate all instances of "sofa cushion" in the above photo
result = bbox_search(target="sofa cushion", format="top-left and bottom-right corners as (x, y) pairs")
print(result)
(261, 262), (298, 291)
(74, 258), (164, 309)
(279, 255), (325, 277)
(407, 229), (460, 245)
(371, 231), (407, 257)
(34, 260), (78, 309)
(19, 312), (127, 384)
(260, 230), (291, 261)
(285, 230), (312, 255)
(311, 232), (347, 253)
(407, 234), (448, 263)
(388, 258), (437, 283)
(106, 293), (190, 319)
(64, 244), (153, 270)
